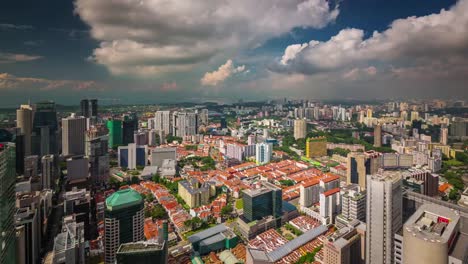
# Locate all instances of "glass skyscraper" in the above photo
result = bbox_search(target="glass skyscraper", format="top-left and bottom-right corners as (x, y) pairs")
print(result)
(242, 182), (282, 223)
(32, 101), (59, 155)
(104, 189), (144, 263)
(106, 119), (123, 148)
(0, 143), (16, 264)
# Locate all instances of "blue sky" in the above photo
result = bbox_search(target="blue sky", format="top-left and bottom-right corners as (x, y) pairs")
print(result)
(0, 0), (466, 106)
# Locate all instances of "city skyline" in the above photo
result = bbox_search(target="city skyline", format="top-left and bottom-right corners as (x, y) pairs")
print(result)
(1, 0), (468, 107)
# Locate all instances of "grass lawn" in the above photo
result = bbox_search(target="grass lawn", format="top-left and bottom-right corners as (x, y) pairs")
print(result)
(235, 199), (243, 210)
(444, 159), (464, 167)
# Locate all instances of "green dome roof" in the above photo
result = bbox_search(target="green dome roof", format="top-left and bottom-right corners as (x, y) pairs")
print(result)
(106, 189), (143, 211)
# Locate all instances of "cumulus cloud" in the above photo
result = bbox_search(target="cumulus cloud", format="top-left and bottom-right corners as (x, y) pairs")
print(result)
(201, 60), (246, 86)
(0, 73), (103, 91)
(280, 42), (314, 65)
(75, 0), (339, 76)
(275, 0), (468, 76)
(0, 53), (42, 63)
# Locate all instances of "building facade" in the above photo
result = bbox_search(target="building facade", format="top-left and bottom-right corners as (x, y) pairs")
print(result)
(62, 114), (87, 156)
(366, 171), (403, 264)
(104, 189), (145, 264)
(255, 143), (272, 165)
(306, 137), (327, 158)
(294, 119), (307, 140)
(0, 143), (16, 264)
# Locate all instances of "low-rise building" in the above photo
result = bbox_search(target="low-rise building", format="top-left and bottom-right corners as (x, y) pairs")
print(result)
(178, 179), (215, 208)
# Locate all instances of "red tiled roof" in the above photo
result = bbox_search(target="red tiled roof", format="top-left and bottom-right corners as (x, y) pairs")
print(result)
(323, 187), (340, 197)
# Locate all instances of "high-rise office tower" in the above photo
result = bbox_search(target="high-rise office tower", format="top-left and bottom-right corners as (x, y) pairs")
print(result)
(294, 119), (307, 140)
(220, 117), (227, 129)
(374, 124), (382, 148)
(410, 111), (419, 121)
(347, 152), (384, 190)
(133, 131), (147, 145)
(104, 189), (144, 264)
(172, 112), (198, 137)
(242, 182), (282, 224)
(41, 154), (54, 189)
(80, 99), (98, 118)
(107, 119), (123, 148)
(255, 142), (272, 165)
(86, 133), (109, 184)
(32, 101), (58, 156)
(15, 133), (25, 175)
(402, 204), (460, 264)
(16, 104), (33, 156)
(158, 130), (166, 145)
(0, 143), (16, 264)
(449, 118), (468, 138)
(123, 114), (138, 145)
(80, 99), (89, 118)
(366, 171), (403, 264)
(148, 129), (157, 146)
(440, 125), (448, 145)
(154, 111), (172, 136)
(24, 155), (39, 178)
(367, 109), (373, 119)
(67, 156), (90, 182)
(323, 224), (366, 264)
(197, 108), (209, 126)
(62, 114), (86, 156)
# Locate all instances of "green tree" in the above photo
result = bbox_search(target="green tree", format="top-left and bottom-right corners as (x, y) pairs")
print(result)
(221, 204), (233, 217)
(151, 204), (168, 219)
(449, 189), (460, 201)
(131, 176), (140, 184)
(152, 173), (161, 183)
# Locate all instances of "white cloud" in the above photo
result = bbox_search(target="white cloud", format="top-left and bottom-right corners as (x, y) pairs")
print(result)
(201, 59), (246, 86)
(280, 42), (312, 65)
(0, 53), (42, 63)
(75, 0), (338, 76)
(276, 0), (468, 75)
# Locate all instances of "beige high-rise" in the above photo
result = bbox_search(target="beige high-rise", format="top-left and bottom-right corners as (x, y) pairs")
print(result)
(366, 171), (403, 264)
(62, 114), (86, 156)
(373, 124), (382, 148)
(294, 119), (307, 140)
(16, 104), (33, 156)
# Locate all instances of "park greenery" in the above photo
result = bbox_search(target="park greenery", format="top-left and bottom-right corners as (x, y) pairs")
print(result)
(145, 203), (168, 220)
(280, 127), (395, 159)
(284, 223), (303, 236)
(235, 199), (243, 210)
(178, 156), (216, 171)
(184, 145), (198, 151)
(221, 204), (233, 217)
(440, 150), (468, 201)
(279, 179), (295, 187)
(295, 245), (323, 264)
